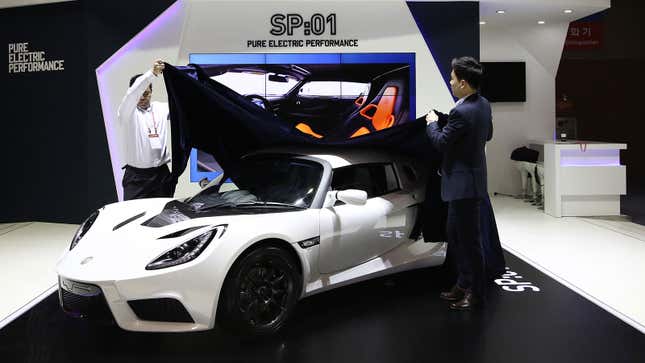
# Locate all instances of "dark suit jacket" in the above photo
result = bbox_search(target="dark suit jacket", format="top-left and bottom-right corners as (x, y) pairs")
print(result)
(426, 93), (493, 201)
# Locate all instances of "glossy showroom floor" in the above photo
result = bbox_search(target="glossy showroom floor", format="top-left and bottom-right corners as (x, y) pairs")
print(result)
(1, 196), (644, 362)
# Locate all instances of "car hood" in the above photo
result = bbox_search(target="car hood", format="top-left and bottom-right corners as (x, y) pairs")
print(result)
(56, 197), (312, 282)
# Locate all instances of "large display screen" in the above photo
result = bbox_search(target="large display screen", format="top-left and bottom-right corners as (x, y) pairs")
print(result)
(187, 53), (416, 182)
(480, 62), (526, 102)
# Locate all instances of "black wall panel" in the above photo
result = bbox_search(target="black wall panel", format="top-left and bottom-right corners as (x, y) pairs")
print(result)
(0, 1), (87, 223)
(407, 1), (480, 89)
(0, 0), (174, 223)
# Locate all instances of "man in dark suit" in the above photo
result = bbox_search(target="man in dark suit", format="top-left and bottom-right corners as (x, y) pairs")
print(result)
(426, 57), (493, 310)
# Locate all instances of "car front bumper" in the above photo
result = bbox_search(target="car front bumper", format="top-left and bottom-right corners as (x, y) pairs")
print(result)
(56, 264), (223, 332)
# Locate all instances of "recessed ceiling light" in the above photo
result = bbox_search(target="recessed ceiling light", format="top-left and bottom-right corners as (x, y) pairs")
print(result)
(496, 10), (506, 14)
(538, 20), (545, 25)
(564, 9), (573, 14)
(480, 21), (487, 25)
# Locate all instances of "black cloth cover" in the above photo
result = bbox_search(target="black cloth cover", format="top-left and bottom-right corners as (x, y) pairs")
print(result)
(163, 64), (438, 181)
(161, 63), (504, 272)
(480, 195), (506, 278)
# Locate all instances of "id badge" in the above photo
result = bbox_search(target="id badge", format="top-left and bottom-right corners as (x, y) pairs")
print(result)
(148, 133), (162, 150)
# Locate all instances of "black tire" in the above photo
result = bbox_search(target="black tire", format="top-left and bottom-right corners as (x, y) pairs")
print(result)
(218, 245), (301, 335)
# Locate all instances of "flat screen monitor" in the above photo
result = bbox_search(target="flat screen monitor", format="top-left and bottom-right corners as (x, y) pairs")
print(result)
(480, 62), (526, 102)
(186, 52), (416, 183)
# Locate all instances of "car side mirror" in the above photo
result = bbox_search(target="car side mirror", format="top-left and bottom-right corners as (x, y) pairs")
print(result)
(324, 189), (367, 208)
(338, 190), (367, 205)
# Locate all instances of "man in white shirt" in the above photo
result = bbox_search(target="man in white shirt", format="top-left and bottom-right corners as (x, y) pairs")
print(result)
(117, 60), (175, 200)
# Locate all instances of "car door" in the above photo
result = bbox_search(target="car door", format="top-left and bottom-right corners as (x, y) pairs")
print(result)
(318, 163), (417, 274)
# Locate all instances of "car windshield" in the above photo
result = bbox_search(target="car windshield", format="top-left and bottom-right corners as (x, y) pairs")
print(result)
(189, 156), (323, 210)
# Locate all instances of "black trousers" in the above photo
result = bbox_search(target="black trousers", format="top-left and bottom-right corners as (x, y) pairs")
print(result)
(447, 198), (485, 298)
(122, 164), (176, 201)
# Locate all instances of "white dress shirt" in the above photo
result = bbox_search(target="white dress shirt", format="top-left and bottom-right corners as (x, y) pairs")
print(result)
(116, 70), (171, 169)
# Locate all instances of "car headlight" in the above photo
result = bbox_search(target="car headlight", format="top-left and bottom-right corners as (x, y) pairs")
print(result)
(146, 224), (227, 270)
(70, 210), (100, 250)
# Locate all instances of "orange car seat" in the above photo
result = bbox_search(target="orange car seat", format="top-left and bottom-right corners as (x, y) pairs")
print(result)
(295, 93), (369, 139)
(351, 86), (398, 138)
(293, 66), (409, 140)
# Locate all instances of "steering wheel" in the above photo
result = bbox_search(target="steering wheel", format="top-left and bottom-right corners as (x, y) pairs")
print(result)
(246, 94), (273, 112)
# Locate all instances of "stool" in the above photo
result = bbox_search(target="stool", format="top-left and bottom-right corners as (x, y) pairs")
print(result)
(514, 160), (537, 200)
(532, 163), (544, 208)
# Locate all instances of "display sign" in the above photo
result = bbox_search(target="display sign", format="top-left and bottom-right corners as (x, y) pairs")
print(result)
(564, 21), (603, 50)
(246, 13), (359, 48)
(7, 41), (65, 74)
(270, 13), (337, 36)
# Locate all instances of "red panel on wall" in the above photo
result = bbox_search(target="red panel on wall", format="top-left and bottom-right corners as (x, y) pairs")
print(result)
(564, 21), (603, 50)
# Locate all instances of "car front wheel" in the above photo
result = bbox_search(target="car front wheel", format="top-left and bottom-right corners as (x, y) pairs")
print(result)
(218, 245), (301, 335)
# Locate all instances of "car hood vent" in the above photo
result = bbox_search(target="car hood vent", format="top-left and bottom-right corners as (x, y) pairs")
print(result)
(113, 212), (146, 231)
(142, 200), (297, 228)
(157, 226), (207, 239)
(141, 201), (192, 228)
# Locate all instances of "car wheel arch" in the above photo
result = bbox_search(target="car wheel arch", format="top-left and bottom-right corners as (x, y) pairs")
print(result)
(216, 238), (305, 301)
(236, 238), (304, 277)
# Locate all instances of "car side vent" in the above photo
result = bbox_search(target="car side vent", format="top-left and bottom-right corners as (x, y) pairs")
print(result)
(112, 212), (146, 231)
(127, 298), (194, 323)
(157, 226), (207, 239)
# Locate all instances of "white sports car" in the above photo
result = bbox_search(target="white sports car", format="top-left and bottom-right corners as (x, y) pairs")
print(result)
(56, 148), (446, 334)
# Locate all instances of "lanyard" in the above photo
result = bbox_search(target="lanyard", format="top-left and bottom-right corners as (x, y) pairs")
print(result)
(140, 107), (158, 135)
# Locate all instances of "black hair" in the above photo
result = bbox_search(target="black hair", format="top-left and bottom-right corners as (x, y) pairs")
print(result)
(129, 73), (144, 88)
(451, 56), (483, 90)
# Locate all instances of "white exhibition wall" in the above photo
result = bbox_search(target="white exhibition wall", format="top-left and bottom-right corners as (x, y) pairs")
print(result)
(477, 0), (610, 195)
(481, 22), (570, 196)
(97, 0), (611, 200)
(97, 0), (455, 200)
(96, 0), (187, 201)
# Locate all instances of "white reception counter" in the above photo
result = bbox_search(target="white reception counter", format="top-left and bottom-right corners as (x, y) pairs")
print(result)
(529, 140), (627, 217)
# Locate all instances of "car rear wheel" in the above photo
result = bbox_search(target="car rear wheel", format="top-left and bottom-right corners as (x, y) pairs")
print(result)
(218, 245), (301, 335)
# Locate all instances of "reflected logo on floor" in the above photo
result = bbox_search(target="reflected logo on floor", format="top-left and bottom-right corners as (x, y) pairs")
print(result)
(495, 267), (541, 292)
(378, 230), (405, 239)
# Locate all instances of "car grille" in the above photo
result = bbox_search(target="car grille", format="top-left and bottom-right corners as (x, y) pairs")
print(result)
(58, 277), (114, 323)
(127, 298), (194, 323)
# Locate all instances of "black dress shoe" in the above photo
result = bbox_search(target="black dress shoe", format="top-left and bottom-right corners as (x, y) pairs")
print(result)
(449, 291), (481, 310)
(439, 285), (466, 301)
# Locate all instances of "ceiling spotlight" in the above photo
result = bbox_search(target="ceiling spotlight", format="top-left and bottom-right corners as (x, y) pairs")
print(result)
(496, 10), (506, 14)
(480, 21), (487, 25)
(538, 20), (545, 25)
(564, 9), (573, 14)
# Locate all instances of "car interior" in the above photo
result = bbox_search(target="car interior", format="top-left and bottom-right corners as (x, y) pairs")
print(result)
(199, 63), (411, 142)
